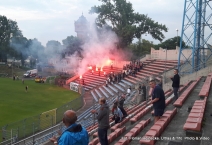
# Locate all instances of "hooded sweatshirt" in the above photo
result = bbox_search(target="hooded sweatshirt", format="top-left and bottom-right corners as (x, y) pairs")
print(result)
(58, 123), (89, 145)
(97, 103), (110, 129)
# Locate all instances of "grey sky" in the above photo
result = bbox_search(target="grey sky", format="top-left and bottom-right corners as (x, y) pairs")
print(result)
(0, 0), (191, 46)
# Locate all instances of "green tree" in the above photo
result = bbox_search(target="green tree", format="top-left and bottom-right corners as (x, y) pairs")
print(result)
(154, 36), (186, 50)
(62, 36), (82, 57)
(46, 40), (62, 55)
(0, 15), (24, 61)
(129, 39), (154, 59)
(90, 0), (168, 48)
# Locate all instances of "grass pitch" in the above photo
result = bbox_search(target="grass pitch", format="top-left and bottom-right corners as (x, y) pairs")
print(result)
(0, 77), (80, 128)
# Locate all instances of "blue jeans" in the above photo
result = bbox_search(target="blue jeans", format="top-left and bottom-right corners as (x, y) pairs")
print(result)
(173, 87), (179, 101)
(98, 128), (108, 145)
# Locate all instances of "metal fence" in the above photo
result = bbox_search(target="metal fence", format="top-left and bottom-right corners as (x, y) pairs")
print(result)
(0, 93), (84, 145)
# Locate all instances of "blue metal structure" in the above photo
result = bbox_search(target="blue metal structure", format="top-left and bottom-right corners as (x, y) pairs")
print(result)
(178, 0), (212, 74)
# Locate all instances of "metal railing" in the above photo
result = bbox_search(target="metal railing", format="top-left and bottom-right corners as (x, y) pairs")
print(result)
(0, 94), (84, 145)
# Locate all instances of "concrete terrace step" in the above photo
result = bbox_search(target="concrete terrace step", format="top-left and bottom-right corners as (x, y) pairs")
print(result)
(132, 73), (147, 80)
(137, 71), (152, 77)
(144, 66), (166, 72)
(83, 74), (106, 80)
(121, 79), (133, 86)
(124, 77), (138, 84)
(83, 85), (94, 90)
(119, 82), (127, 88)
(143, 67), (163, 74)
(80, 81), (99, 87)
(128, 75), (143, 82)
(77, 76), (105, 83)
(108, 84), (119, 93)
(103, 86), (114, 97)
(84, 80), (103, 87)
(94, 89), (103, 98)
(91, 91), (98, 102)
(114, 84), (125, 92)
(74, 80), (99, 87)
(140, 69), (159, 76)
(99, 87), (110, 98)
(153, 61), (177, 67)
(147, 63), (173, 69)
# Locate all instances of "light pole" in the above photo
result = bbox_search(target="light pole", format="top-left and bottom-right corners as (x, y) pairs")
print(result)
(163, 47), (167, 90)
(176, 29), (179, 47)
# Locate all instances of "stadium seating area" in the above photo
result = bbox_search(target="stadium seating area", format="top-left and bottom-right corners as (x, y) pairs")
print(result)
(12, 59), (212, 145)
(77, 60), (212, 145)
(85, 76), (211, 145)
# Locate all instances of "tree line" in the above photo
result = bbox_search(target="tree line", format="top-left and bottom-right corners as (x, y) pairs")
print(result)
(0, 0), (186, 66)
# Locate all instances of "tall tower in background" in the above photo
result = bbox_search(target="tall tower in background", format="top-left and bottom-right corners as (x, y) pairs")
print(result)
(74, 14), (89, 41)
(178, 0), (212, 74)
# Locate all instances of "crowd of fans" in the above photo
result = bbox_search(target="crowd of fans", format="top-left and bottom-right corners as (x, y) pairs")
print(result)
(47, 60), (185, 145)
(105, 60), (143, 86)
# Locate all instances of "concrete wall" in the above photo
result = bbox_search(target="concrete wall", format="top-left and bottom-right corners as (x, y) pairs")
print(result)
(163, 64), (212, 92)
(150, 46), (193, 60)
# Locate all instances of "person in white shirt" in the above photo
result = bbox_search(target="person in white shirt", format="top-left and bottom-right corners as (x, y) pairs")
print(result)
(127, 87), (131, 96)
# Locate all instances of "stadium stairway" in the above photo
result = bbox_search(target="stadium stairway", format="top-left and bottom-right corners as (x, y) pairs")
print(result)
(154, 76), (212, 145)
(12, 60), (212, 145)
(75, 59), (180, 128)
(86, 76), (212, 145)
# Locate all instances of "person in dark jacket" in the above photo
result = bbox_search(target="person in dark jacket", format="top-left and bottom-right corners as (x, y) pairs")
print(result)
(91, 98), (109, 145)
(170, 69), (180, 101)
(117, 94), (127, 118)
(149, 80), (166, 123)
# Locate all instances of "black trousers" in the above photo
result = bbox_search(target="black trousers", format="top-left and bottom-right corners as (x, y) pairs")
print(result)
(119, 107), (127, 117)
(112, 116), (120, 124)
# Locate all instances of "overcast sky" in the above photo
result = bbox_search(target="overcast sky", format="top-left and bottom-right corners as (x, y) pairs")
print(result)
(0, 0), (191, 46)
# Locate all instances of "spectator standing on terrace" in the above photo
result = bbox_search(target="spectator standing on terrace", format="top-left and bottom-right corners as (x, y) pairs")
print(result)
(127, 87), (131, 96)
(170, 69), (180, 101)
(142, 83), (147, 101)
(49, 110), (89, 145)
(138, 84), (142, 94)
(91, 98), (109, 145)
(117, 94), (127, 118)
(98, 70), (100, 76)
(149, 80), (165, 123)
(112, 104), (123, 124)
(105, 80), (108, 87)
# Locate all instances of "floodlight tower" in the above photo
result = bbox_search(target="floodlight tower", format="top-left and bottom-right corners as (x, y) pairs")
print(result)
(178, 0), (212, 75)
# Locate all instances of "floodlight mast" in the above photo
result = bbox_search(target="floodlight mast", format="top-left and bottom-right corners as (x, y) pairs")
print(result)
(178, 0), (212, 75)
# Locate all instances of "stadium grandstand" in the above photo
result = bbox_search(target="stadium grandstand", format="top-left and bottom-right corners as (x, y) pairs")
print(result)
(1, 57), (211, 145)
(1, 0), (212, 144)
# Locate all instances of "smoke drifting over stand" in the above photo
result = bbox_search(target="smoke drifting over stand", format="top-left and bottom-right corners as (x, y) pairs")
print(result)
(52, 23), (127, 76)
(77, 24), (119, 75)
(9, 22), (130, 76)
